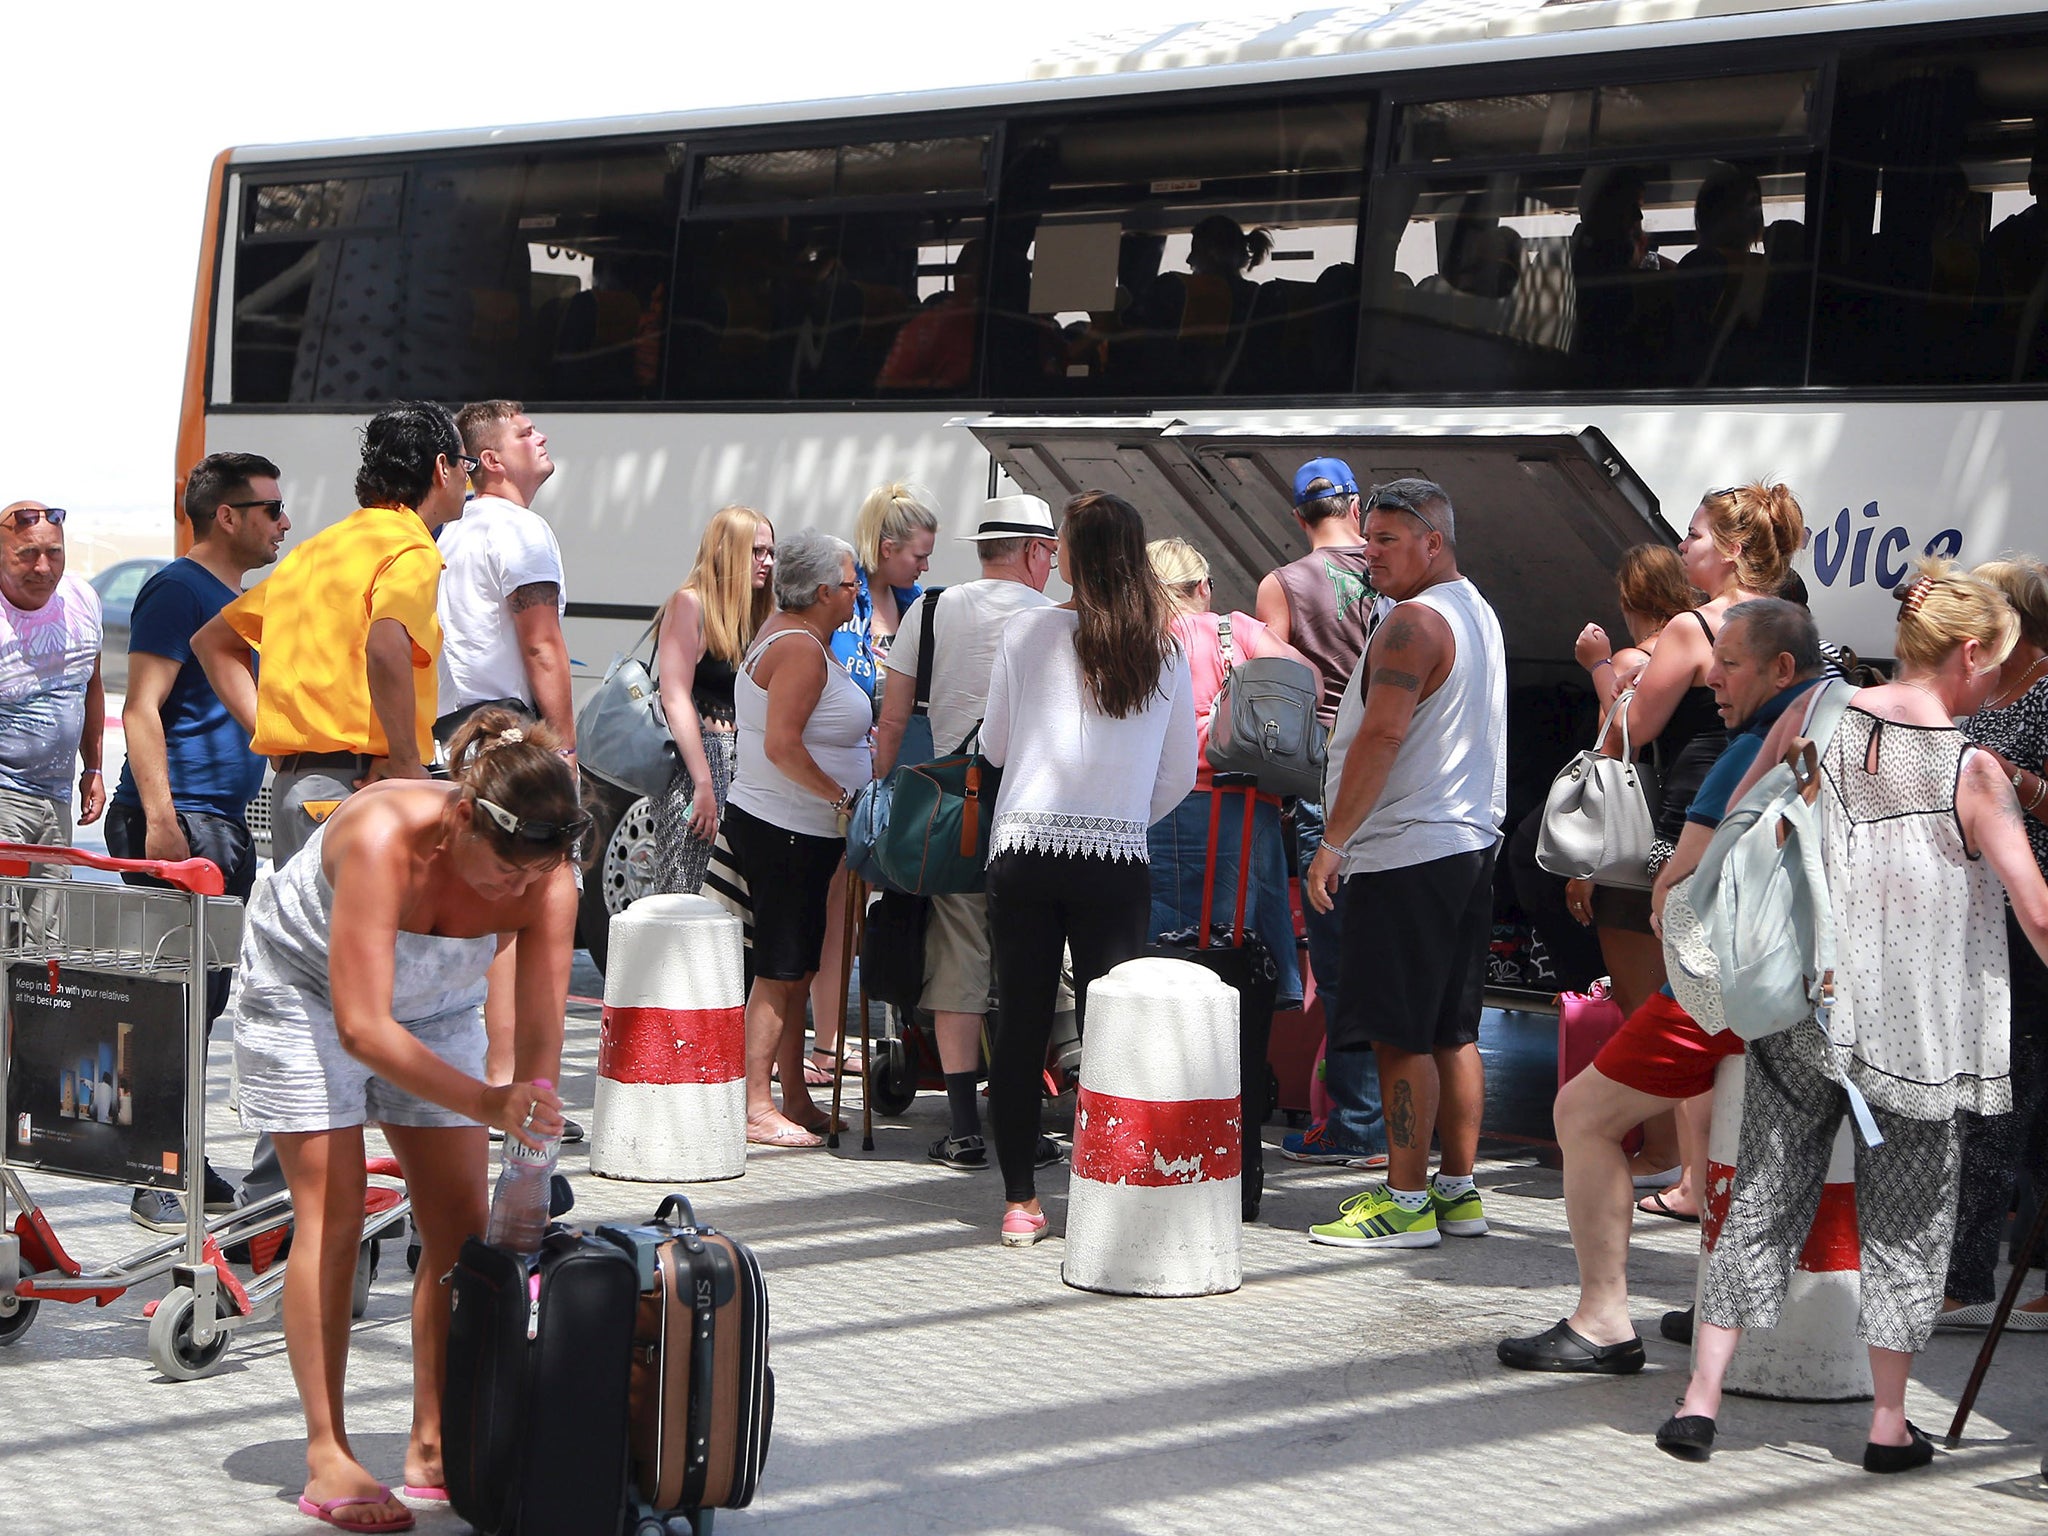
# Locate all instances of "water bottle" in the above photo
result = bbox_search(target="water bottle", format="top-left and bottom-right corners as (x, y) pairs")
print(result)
(485, 1080), (561, 1255)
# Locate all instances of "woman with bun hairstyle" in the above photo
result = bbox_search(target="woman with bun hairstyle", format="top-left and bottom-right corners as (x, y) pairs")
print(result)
(1661, 561), (2048, 1471)
(653, 506), (774, 894)
(225, 709), (585, 1531)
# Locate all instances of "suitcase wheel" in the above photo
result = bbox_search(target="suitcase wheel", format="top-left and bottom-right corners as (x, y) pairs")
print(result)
(867, 1037), (918, 1117)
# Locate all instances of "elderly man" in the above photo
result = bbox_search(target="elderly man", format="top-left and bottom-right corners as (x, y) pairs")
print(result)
(1497, 598), (1825, 1373)
(1303, 479), (1506, 1250)
(0, 500), (106, 903)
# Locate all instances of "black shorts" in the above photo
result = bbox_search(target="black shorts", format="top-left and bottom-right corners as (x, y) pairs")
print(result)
(1331, 844), (1498, 1056)
(722, 801), (844, 982)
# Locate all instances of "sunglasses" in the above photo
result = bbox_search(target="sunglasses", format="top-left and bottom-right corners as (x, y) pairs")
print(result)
(3, 507), (67, 529)
(474, 796), (593, 846)
(227, 499), (287, 520)
(1365, 485), (1437, 535)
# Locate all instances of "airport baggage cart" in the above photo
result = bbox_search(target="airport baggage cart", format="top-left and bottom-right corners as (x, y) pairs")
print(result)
(0, 842), (408, 1378)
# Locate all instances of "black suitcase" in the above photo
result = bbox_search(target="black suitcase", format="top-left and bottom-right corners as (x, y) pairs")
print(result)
(599, 1195), (774, 1531)
(444, 1228), (641, 1536)
(1148, 779), (1280, 1222)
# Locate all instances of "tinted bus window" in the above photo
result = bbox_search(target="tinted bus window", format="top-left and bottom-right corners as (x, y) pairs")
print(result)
(1816, 38), (2048, 386)
(987, 99), (1369, 398)
(1396, 72), (1814, 162)
(699, 136), (988, 206)
(230, 145), (684, 404)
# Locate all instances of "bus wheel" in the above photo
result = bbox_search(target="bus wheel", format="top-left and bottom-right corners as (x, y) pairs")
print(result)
(578, 778), (661, 973)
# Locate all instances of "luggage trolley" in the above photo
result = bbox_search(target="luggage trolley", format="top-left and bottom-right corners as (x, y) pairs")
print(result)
(0, 842), (409, 1378)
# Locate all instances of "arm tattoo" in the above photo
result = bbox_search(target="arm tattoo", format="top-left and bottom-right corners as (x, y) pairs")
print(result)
(1387, 1079), (1417, 1149)
(1376, 613), (1420, 652)
(1371, 666), (1422, 692)
(507, 581), (560, 614)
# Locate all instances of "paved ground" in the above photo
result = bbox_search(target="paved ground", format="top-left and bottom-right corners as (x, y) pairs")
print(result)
(3, 991), (2046, 1536)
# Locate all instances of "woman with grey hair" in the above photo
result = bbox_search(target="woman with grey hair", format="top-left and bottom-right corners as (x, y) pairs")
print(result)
(724, 529), (871, 1148)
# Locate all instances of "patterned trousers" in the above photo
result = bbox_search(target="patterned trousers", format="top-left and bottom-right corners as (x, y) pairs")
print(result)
(654, 729), (736, 897)
(1700, 1022), (1963, 1354)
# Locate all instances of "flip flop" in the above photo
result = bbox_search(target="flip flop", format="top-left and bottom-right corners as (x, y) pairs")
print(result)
(1637, 1190), (1700, 1224)
(802, 1056), (838, 1088)
(746, 1122), (824, 1149)
(398, 1486), (449, 1503)
(297, 1487), (415, 1533)
(793, 1109), (849, 1135)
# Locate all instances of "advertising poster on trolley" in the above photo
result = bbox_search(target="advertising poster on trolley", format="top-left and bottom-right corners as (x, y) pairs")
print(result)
(5, 964), (187, 1188)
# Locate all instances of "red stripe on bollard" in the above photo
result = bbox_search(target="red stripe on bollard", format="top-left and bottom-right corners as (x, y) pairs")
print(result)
(599, 1004), (745, 1085)
(1072, 1086), (1242, 1186)
(1700, 1160), (1859, 1272)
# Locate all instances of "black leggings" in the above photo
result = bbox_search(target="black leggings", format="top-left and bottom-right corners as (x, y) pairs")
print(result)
(986, 849), (1152, 1202)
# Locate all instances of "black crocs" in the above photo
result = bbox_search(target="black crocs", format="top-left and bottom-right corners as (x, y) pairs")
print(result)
(1497, 1319), (1646, 1375)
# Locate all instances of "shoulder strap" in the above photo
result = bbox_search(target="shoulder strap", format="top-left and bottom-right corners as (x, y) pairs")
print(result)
(913, 586), (946, 716)
(606, 609), (664, 684)
(1690, 609), (1716, 644)
(1217, 614), (1235, 672)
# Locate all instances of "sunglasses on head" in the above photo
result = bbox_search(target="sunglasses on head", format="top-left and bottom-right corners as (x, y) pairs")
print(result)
(1365, 485), (1437, 535)
(474, 796), (593, 846)
(4, 507), (67, 529)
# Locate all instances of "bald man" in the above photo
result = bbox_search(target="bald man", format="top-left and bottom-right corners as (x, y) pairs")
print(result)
(0, 501), (106, 869)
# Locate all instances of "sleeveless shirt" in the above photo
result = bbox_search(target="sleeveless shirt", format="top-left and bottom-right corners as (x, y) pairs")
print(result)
(1273, 545), (1375, 726)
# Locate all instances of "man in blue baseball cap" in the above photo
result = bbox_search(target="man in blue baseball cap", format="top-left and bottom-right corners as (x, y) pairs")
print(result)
(1257, 455), (1386, 1169)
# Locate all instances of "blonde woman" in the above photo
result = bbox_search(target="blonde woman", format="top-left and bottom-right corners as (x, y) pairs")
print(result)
(654, 506), (774, 894)
(1146, 536), (1316, 1013)
(1663, 561), (2048, 1470)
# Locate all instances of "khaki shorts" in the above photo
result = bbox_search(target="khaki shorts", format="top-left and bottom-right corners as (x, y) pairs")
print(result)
(921, 891), (994, 1015)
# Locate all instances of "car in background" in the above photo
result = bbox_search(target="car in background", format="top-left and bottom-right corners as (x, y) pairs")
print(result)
(90, 557), (169, 693)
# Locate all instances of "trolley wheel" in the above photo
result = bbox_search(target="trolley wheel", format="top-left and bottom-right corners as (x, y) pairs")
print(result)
(148, 1286), (232, 1380)
(351, 1239), (376, 1320)
(633, 1519), (667, 1536)
(0, 1297), (39, 1345)
(866, 1036), (917, 1117)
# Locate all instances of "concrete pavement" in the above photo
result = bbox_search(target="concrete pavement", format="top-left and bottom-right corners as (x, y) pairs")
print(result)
(2, 995), (2045, 1536)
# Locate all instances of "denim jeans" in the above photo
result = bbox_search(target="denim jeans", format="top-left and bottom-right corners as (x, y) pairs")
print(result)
(1295, 799), (1384, 1154)
(1147, 788), (1302, 1010)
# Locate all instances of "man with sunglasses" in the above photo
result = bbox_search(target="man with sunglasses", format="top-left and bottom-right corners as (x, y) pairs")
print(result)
(109, 452), (285, 1231)
(0, 500), (106, 898)
(197, 402), (469, 874)
(1303, 478), (1507, 1250)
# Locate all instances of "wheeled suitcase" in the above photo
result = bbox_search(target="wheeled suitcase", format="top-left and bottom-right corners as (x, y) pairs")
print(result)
(1148, 779), (1280, 1222)
(599, 1195), (774, 1531)
(443, 1228), (641, 1536)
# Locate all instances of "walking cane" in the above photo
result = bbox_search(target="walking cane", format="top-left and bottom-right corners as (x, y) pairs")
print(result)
(1946, 1192), (2048, 1446)
(828, 871), (859, 1150)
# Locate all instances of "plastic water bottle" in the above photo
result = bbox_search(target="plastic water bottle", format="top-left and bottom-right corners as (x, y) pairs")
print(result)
(485, 1080), (561, 1255)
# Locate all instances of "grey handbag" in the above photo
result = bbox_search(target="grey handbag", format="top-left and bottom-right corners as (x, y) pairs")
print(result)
(1535, 688), (1659, 890)
(575, 614), (676, 801)
(1204, 616), (1328, 801)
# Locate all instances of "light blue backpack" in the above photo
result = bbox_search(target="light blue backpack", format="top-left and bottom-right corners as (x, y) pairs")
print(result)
(1662, 681), (1850, 1044)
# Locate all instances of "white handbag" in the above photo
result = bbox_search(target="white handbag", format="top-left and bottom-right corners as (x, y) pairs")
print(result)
(1535, 689), (1659, 890)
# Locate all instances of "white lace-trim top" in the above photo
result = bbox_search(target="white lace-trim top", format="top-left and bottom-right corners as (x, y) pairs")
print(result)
(981, 607), (1196, 866)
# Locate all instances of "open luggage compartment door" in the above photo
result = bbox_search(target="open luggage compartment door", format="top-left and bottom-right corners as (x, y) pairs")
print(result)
(958, 417), (1669, 659)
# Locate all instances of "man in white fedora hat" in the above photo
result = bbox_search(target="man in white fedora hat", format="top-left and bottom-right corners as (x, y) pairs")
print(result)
(875, 494), (1061, 1170)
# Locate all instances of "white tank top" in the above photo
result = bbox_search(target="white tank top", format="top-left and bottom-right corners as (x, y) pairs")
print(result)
(726, 626), (873, 839)
(1326, 577), (1507, 874)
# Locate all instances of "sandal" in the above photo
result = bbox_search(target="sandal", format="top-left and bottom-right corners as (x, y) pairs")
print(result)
(297, 1487), (415, 1533)
(792, 1108), (849, 1135)
(746, 1120), (824, 1149)
(1637, 1189), (1700, 1224)
(815, 1044), (866, 1077)
(802, 1053), (838, 1088)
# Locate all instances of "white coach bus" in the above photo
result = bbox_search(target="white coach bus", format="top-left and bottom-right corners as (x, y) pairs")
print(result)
(180, 0), (2048, 954)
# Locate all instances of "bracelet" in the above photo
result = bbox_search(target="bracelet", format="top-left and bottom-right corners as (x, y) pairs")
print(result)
(1593, 658), (1613, 670)
(2029, 775), (2047, 814)
(81, 768), (101, 778)
(1318, 838), (1344, 858)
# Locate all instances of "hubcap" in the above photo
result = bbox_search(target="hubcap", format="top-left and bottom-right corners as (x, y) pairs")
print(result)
(600, 797), (662, 915)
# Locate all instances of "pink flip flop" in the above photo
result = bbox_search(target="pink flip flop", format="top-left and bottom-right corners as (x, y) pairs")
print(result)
(297, 1487), (415, 1533)
(398, 1486), (449, 1503)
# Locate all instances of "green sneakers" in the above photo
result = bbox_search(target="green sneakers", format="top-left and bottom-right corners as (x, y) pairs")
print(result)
(1309, 1187), (1441, 1248)
(1430, 1181), (1490, 1237)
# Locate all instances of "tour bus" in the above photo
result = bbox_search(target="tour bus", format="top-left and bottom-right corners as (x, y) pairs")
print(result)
(181, 0), (2048, 959)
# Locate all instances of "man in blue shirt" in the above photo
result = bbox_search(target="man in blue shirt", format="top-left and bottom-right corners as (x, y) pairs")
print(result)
(1497, 597), (1825, 1374)
(110, 452), (284, 1231)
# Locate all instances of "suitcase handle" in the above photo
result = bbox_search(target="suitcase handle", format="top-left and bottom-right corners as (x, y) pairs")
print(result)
(655, 1194), (699, 1227)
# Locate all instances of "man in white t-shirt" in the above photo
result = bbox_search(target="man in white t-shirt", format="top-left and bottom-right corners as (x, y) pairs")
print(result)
(438, 401), (581, 1139)
(874, 495), (1057, 1170)
(438, 400), (573, 750)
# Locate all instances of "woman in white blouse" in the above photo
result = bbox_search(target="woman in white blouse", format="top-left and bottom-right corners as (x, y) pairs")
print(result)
(981, 491), (1197, 1247)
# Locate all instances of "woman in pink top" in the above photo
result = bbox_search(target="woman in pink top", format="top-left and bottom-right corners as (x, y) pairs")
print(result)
(1145, 538), (1317, 1009)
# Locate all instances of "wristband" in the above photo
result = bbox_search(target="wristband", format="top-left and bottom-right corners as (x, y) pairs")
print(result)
(1318, 838), (1344, 858)
(81, 768), (101, 777)
(1593, 658), (1613, 670)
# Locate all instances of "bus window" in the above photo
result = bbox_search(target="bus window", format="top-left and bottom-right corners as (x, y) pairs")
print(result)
(987, 98), (1369, 399)
(1816, 37), (2048, 387)
(230, 144), (684, 405)
(668, 211), (988, 400)
(1361, 157), (1812, 393)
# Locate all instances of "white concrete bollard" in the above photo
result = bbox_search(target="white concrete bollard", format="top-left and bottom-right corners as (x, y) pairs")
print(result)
(1063, 957), (1242, 1297)
(591, 894), (747, 1183)
(1695, 1052), (1871, 1401)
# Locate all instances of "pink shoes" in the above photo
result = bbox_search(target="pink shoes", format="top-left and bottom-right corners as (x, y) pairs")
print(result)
(1000, 1208), (1050, 1248)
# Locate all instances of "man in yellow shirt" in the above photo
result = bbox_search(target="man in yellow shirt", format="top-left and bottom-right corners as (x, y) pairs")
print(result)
(197, 402), (472, 869)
